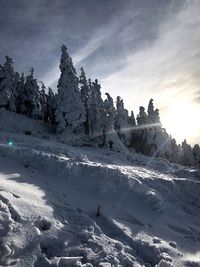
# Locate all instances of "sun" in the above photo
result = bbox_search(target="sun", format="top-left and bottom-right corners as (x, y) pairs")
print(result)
(161, 101), (199, 144)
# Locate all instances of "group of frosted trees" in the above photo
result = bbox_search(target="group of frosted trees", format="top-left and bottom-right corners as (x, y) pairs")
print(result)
(0, 45), (199, 169)
(0, 56), (56, 124)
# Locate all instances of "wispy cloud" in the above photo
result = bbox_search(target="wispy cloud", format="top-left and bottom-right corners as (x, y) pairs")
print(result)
(42, 0), (178, 89)
(100, 1), (200, 143)
(73, 22), (119, 64)
(42, 21), (120, 87)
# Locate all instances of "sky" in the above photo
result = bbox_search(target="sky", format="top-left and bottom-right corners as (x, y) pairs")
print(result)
(0, 0), (200, 144)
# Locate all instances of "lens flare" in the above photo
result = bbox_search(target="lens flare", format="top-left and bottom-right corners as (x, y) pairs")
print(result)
(8, 141), (13, 146)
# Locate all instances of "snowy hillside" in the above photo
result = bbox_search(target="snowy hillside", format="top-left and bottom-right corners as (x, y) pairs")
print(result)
(0, 112), (200, 267)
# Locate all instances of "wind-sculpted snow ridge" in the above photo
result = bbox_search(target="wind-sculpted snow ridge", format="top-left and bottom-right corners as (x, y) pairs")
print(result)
(0, 130), (200, 266)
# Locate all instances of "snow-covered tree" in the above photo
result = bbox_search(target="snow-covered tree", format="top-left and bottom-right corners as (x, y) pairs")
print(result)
(147, 98), (154, 122)
(168, 138), (181, 163)
(128, 111), (136, 127)
(132, 101), (167, 156)
(55, 104), (66, 133)
(55, 45), (86, 133)
(147, 99), (161, 124)
(150, 128), (171, 158)
(15, 72), (25, 114)
(181, 140), (195, 167)
(89, 79), (105, 137)
(47, 87), (56, 124)
(79, 67), (92, 135)
(103, 93), (126, 149)
(115, 96), (131, 146)
(20, 68), (41, 119)
(40, 83), (48, 122)
(80, 67), (89, 104)
(193, 144), (200, 168)
(154, 108), (160, 124)
(0, 56), (17, 112)
(102, 93), (114, 147)
(137, 106), (148, 125)
(104, 93), (116, 131)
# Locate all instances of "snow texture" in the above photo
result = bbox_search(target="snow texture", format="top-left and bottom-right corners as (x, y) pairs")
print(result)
(0, 110), (199, 266)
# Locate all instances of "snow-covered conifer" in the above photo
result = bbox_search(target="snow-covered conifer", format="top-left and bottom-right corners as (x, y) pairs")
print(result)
(128, 111), (136, 127)
(168, 138), (181, 163)
(102, 93), (118, 147)
(147, 98), (154, 122)
(147, 99), (161, 124)
(79, 67), (89, 104)
(40, 83), (48, 122)
(132, 101), (165, 156)
(21, 68), (41, 119)
(79, 67), (91, 134)
(0, 56), (17, 112)
(15, 72), (25, 113)
(181, 140), (195, 166)
(55, 45), (86, 133)
(115, 96), (131, 146)
(137, 106), (148, 125)
(104, 93), (116, 131)
(193, 144), (200, 168)
(155, 109), (160, 122)
(89, 79), (104, 136)
(47, 87), (56, 124)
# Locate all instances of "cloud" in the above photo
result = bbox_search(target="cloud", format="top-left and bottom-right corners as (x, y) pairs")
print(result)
(0, 0), (127, 76)
(98, 1), (200, 143)
(42, 20), (120, 88)
(73, 23), (118, 64)
(101, 1), (200, 108)
(42, 0), (181, 89)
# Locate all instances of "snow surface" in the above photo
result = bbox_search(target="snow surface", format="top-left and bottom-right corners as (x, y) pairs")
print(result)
(0, 110), (200, 267)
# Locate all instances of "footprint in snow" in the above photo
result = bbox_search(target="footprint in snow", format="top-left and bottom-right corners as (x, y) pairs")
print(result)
(12, 193), (20, 199)
(0, 195), (21, 222)
(169, 241), (177, 248)
(24, 163), (30, 168)
(35, 217), (51, 233)
(153, 237), (161, 244)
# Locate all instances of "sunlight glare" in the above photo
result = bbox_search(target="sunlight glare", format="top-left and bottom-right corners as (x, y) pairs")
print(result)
(162, 102), (199, 144)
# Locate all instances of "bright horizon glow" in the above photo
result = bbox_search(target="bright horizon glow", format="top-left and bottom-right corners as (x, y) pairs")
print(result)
(161, 101), (200, 145)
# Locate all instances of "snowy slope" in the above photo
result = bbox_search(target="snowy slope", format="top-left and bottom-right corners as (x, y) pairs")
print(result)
(0, 112), (200, 267)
